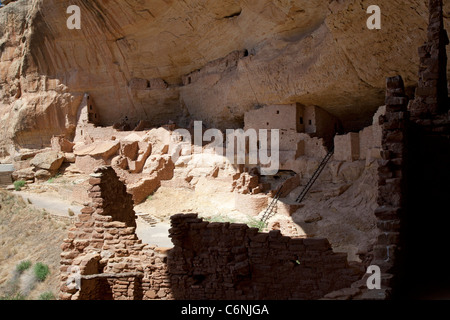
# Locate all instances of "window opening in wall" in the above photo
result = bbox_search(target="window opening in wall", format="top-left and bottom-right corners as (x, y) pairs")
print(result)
(276, 110), (280, 114)
(309, 120), (312, 125)
(266, 122), (269, 126)
(188, 77), (192, 84)
(299, 117), (303, 124)
(90, 105), (92, 110)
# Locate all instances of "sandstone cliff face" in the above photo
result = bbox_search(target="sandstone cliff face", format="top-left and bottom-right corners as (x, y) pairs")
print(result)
(0, 0), (449, 155)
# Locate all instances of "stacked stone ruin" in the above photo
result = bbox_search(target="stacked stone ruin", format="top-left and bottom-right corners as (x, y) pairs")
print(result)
(371, 75), (409, 297)
(409, 0), (449, 119)
(59, 0), (449, 300)
(60, 166), (364, 300)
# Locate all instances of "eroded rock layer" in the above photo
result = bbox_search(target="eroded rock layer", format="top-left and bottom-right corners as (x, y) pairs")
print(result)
(1, 0), (449, 155)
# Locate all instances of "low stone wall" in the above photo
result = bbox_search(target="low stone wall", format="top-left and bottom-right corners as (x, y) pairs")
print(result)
(167, 214), (362, 300)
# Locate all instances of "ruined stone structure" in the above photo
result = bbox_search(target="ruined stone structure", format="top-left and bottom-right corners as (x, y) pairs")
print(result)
(129, 78), (168, 91)
(2, 0), (446, 300)
(395, 0), (450, 298)
(371, 75), (409, 298)
(0, 164), (14, 187)
(409, 0), (449, 118)
(73, 93), (101, 144)
(244, 103), (339, 167)
(60, 165), (363, 300)
(182, 50), (248, 86)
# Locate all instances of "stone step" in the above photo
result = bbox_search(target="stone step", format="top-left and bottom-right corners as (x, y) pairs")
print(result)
(136, 213), (159, 226)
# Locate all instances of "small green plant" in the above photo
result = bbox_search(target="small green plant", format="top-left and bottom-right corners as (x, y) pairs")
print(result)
(0, 293), (26, 300)
(205, 215), (237, 224)
(246, 216), (267, 232)
(16, 260), (32, 273)
(13, 180), (26, 191)
(146, 195), (153, 201)
(38, 291), (55, 300)
(47, 173), (61, 183)
(33, 262), (50, 282)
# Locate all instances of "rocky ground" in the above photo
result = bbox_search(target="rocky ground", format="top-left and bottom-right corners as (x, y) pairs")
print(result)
(8, 156), (379, 262)
(0, 189), (68, 300)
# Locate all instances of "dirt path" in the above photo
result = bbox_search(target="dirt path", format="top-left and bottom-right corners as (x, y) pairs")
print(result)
(12, 190), (173, 248)
(13, 190), (83, 217)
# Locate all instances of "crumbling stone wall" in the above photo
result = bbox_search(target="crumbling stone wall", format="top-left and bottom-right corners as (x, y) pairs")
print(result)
(370, 75), (409, 297)
(395, 0), (450, 297)
(87, 167), (136, 228)
(410, 0), (449, 118)
(60, 166), (171, 300)
(60, 165), (363, 300)
(168, 214), (362, 300)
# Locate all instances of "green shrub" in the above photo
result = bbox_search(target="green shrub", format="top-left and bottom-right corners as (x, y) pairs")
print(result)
(13, 180), (26, 191)
(0, 293), (26, 300)
(16, 260), (32, 273)
(33, 262), (50, 282)
(38, 291), (55, 300)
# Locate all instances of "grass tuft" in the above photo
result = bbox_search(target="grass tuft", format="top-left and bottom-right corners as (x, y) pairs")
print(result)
(13, 180), (26, 191)
(38, 291), (55, 300)
(33, 262), (50, 282)
(16, 260), (32, 273)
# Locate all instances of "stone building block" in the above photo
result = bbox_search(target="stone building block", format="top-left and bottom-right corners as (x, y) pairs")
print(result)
(333, 132), (360, 162)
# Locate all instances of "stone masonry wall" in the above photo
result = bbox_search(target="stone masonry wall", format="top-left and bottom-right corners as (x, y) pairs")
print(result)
(316, 76), (409, 300)
(410, 0), (449, 118)
(60, 166), (363, 300)
(370, 75), (409, 297)
(167, 214), (362, 300)
(59, 166), (171, 300)
(87, 166), (136, 228)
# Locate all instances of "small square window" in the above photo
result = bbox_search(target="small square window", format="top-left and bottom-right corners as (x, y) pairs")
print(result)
(276, 110), (280, 114)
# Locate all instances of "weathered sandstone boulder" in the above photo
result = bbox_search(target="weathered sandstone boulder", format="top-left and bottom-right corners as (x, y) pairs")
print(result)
(73, 141), (120, 161)
(34, 169), (52, 181)
(12, 167), (35, 181)
(30, 150), (64, 172)
(127, 175), (161, 205)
